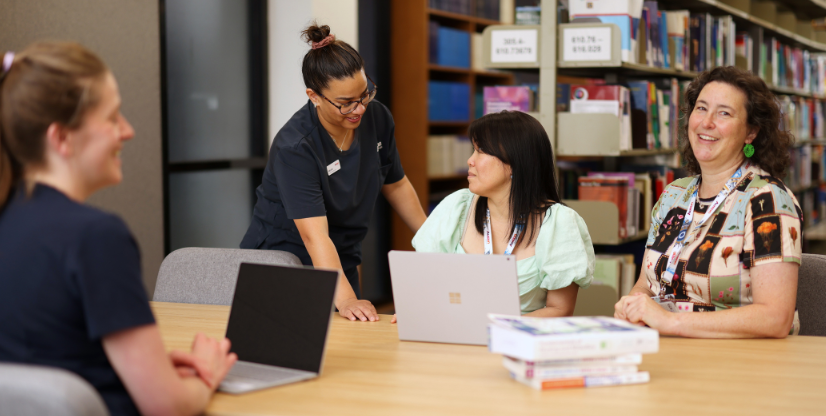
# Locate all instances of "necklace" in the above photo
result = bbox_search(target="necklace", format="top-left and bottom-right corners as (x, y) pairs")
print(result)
(330, 129), (350, 152)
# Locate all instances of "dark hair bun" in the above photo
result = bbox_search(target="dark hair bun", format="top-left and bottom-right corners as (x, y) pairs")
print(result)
(301, 22), (331, 45)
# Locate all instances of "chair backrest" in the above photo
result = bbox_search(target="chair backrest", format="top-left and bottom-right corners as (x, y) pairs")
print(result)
(798, 253), (826, 336)
(0, 363), (109, 416)
(153, 248), (303, 305)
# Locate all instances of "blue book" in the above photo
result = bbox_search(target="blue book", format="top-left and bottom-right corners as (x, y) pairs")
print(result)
(451, 83), (470, 121)
(437, 27), (470, 68)
(660, 11), (670, 69)
(429, 21), (440, 64)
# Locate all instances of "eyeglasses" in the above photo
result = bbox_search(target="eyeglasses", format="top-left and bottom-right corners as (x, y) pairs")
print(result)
(316, 75), (378, 115)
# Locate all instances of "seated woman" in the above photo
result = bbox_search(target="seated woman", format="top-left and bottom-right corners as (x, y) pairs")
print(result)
(411, 111), (594, 317)
(0, 42), (236, 416)
(614, 66), (801, 338)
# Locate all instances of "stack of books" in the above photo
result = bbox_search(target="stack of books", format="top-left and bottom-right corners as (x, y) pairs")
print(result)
(488, 314), (659, 390)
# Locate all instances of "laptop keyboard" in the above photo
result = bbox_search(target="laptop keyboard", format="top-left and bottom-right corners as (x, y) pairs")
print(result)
(225, 361), (306, 382)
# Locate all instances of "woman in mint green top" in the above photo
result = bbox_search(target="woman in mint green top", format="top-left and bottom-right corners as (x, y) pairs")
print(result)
(413, 111), (594, 316)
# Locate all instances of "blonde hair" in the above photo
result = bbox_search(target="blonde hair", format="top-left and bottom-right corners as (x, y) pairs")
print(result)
(0, 41), (108, 206)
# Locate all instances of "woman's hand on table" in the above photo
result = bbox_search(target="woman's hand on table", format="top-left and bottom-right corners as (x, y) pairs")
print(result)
(338, 298), (379, 322)
(614, 293), (673, 332)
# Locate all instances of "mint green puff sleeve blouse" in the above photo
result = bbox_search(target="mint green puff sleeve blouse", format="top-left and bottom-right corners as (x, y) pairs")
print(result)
(412, 189), (595, 314)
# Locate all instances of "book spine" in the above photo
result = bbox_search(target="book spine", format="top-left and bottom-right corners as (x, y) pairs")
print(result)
(519, 365), (640, 379)
(512, 372), (651, 390)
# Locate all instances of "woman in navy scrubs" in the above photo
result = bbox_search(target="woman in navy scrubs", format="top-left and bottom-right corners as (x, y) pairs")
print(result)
(241, 24), (427, 322)
(0, 42), (236, 416)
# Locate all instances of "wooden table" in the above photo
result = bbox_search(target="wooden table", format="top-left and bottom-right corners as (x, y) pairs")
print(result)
(153, 302), (826, 416)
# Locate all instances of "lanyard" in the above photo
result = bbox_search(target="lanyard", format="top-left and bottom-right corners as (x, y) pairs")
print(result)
(483, 209), (523, 256)
(659, 164), (747, 296)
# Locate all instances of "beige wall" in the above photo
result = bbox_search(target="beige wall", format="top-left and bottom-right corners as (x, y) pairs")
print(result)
(0, 0), (165, 294)
(269, 0), (359, 143)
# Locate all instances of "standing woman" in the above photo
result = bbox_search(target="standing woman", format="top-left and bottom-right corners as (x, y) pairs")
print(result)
(0, 42), (236, 416)
(241, 24), (427, 322)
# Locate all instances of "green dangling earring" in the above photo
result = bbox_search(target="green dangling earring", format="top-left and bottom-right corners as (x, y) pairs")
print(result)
(743, 143), (755, 158)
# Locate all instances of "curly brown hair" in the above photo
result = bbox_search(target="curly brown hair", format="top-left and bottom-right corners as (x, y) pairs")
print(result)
(680, 66), (793, 178)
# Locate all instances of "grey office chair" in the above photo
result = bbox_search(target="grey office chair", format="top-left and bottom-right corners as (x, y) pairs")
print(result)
(798, 253), (826, 336)
(0, 363), (109, 416)
(153, 247), (303, 305)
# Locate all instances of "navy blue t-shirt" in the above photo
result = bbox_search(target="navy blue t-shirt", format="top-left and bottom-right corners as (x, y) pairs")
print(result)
(0, 184), (155, 416)
(241, 99), (405, 294)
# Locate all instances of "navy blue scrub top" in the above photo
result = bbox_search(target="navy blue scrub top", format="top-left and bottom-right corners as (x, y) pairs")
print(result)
(241, 99), (405, 295)
(0, 184), (155, 416)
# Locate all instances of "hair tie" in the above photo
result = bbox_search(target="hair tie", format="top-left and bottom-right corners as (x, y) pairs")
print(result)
(312, 34), (336, 50)
(2, 52), (14, 73)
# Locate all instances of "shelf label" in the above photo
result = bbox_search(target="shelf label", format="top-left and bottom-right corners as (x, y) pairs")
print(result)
(562, 27), (612, 62)
(490, 29), (538, 63)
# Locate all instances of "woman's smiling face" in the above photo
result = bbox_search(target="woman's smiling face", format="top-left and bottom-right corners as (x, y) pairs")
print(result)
(688, 81), (758, 171)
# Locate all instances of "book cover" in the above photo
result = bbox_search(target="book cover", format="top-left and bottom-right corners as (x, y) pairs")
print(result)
(587, 172), (638, 235)
(626, 81), (654, 149)
(483, 86), (533, 114)
(665, 11), (688, 71)
(578, 176), (629, 238)
(570, 85), (632, 150)
(488, 315), (659, 361)
(510, 371), (650, 390)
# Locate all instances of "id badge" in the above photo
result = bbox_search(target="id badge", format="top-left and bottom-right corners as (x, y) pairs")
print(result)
(327, 160), (341, 176)
(651, 296), (693, 313)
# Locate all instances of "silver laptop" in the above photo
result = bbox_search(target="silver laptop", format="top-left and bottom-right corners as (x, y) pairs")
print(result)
(388, 251), (521, 345)
(218, 263), (338, 394)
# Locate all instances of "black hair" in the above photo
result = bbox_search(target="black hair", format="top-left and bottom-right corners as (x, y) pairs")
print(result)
(300, 22), (365, 93)
(471, 111), (562, 246)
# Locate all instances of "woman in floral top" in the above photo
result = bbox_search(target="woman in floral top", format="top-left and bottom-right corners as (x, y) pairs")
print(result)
(614, 66), (802, 337)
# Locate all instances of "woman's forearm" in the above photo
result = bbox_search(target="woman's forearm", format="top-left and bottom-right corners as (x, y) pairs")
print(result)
(383, 176), (427, 233)
(663, 303), (794, 338)
(301, 231), (356, 305)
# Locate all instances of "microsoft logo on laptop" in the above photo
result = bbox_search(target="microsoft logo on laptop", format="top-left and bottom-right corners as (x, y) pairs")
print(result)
(449, 292), (461, 304)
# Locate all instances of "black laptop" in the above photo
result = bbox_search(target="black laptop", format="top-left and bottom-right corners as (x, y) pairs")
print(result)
(218, 263), (338, 394)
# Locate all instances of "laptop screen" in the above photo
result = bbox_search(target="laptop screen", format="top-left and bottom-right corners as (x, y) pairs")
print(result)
(225, 263), (338, 373)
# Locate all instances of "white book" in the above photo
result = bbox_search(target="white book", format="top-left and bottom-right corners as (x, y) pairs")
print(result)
(503, 353), (643, 367)
(510, 371), (650, 390)
(503, 356), (639, 379)
(487, 315), (659, 361)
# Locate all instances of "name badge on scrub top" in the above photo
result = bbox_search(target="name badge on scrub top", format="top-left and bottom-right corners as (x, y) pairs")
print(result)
(327, 160), (341, 176)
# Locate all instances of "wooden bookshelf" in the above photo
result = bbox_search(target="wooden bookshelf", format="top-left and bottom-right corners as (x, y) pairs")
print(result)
(479, 0), (826, 246)
(390, 1), (514, 251)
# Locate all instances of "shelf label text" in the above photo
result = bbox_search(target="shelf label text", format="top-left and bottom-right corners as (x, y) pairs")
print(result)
(490, 29), (538, 64)
(563, 27), (612, 62)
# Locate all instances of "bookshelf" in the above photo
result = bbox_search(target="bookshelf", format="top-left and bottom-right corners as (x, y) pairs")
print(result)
(478, 0), (826, 253)
(390, 0), (516, 250)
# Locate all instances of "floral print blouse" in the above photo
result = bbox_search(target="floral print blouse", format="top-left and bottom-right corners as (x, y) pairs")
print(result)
(644, 163), (802, 333)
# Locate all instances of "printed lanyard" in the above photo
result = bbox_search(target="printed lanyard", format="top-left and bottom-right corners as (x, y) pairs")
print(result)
(659, 164), (746, 296)
(483, 209), (523, 256)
